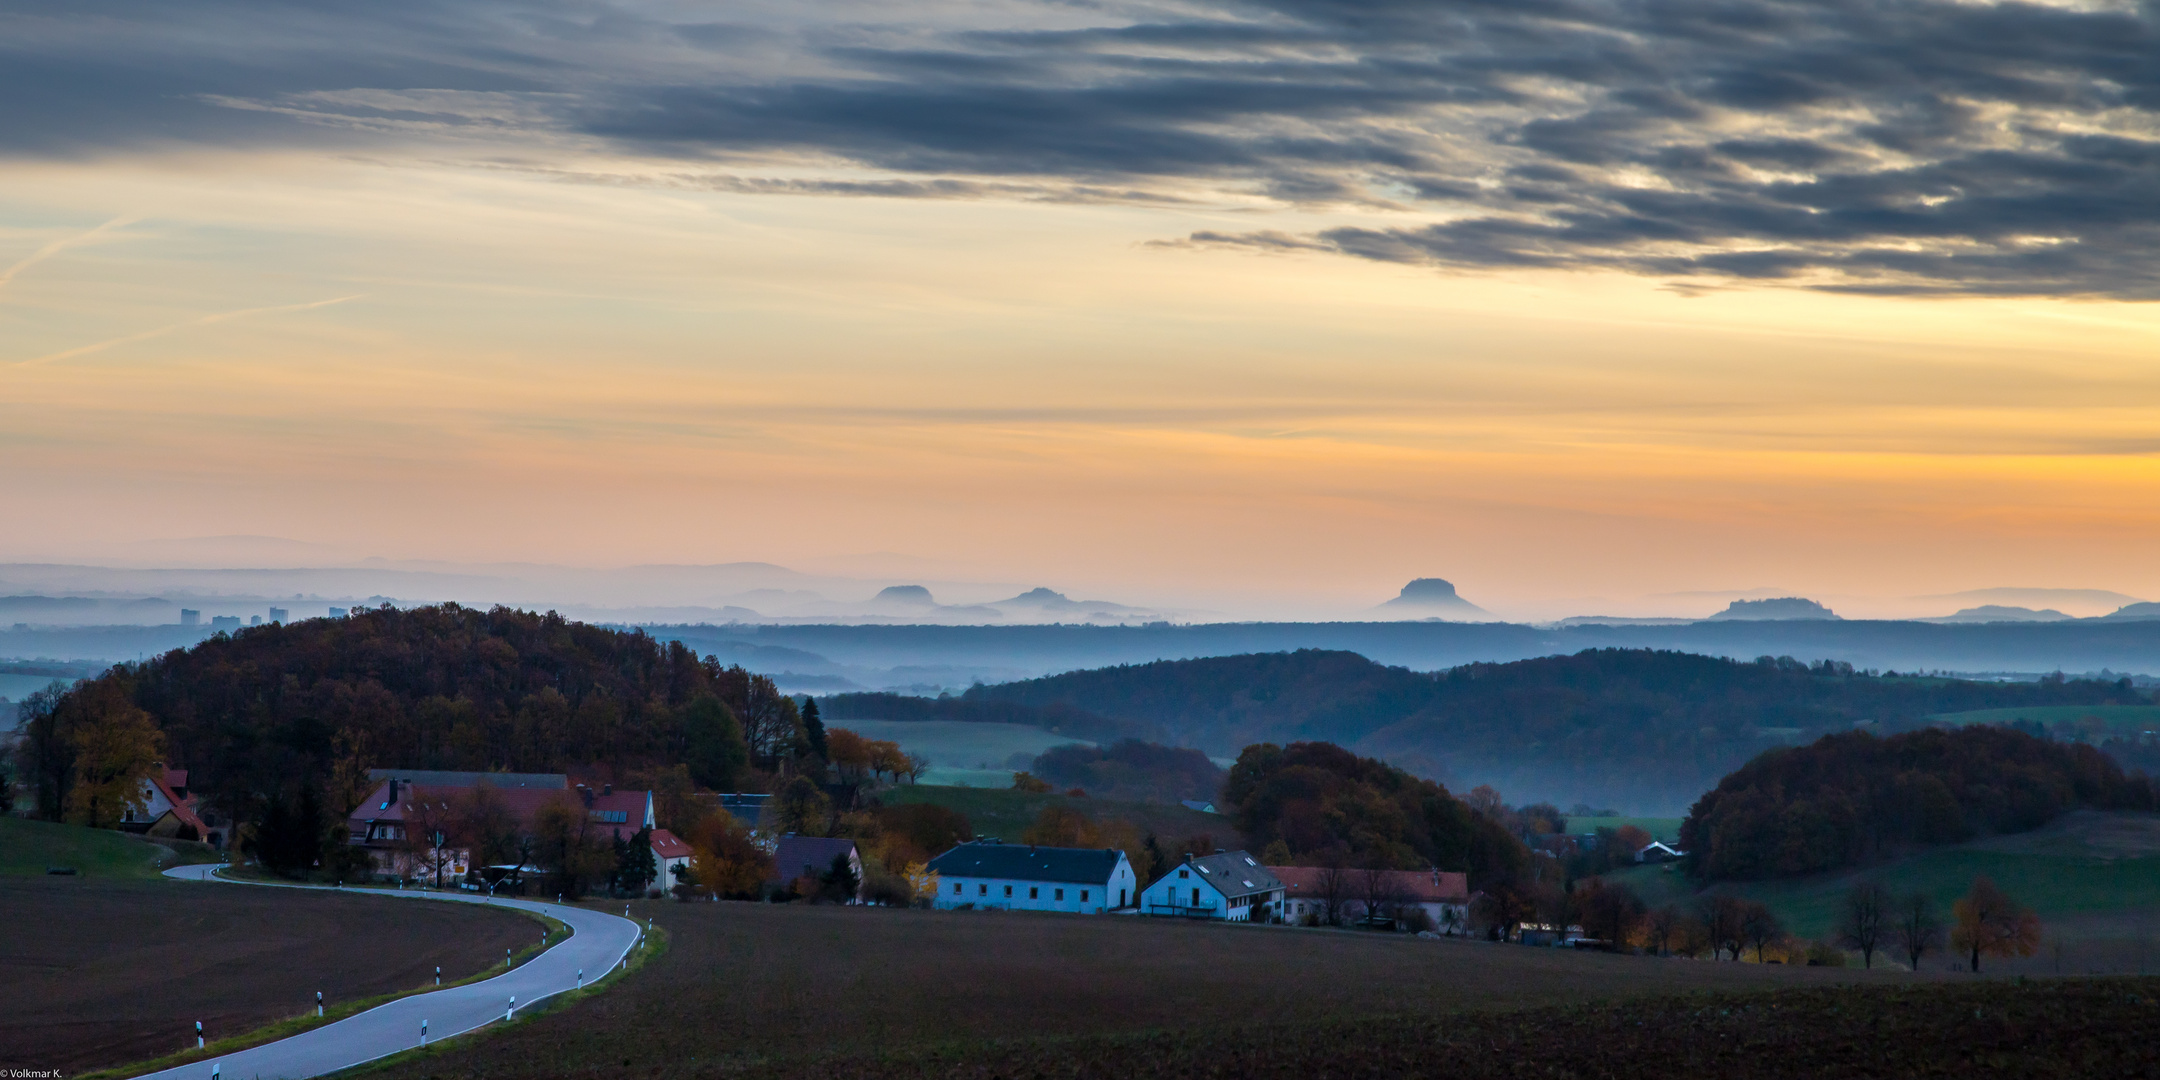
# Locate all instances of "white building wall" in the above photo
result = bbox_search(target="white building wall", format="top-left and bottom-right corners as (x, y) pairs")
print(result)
(933, 860), (1137, 914)
(1142, 865), (1235, 919)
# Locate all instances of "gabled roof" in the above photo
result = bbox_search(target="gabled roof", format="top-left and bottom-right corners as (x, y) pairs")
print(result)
(1270, 866), (1468, 904)
(367, 769), (567, 789)
(1169, 851), (1282, 900)
(348, 780), (653, 843)
(926, 841), (1127, 885)
(649, 828), (693, 860)
(771, 836), (860, 882)
(146, 769), (208, 837)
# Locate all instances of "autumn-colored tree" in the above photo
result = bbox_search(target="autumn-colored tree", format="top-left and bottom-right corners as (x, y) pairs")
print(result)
(454, 782), (523, 871)
(1951, 875), (2042, 973)
(765, 775), (832, 836)
(1471, 874), (1536, 941)
(869, 740), (909, 784)
(1011, 771), (1053, 794)
(1021, 804), (1095, 847)
(62, 688), (165, 829)
(685, 813), (773, 900)
(532, 791), (613, 897)
(826, 728), (874, 782)
(1838, 881), (1892, 969)
(902, 861), (940, 907)
(1576, 878), (1647, 949)
(869, 802), (973, 866)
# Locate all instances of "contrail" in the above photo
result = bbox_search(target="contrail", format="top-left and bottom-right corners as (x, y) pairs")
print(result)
(0, 215), (139, 291)
(16, 295), (365, 366)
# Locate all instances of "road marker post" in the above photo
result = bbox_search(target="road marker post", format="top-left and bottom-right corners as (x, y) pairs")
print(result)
(577, 967), (583, 989)
(317, 991), (323, 1018)
(422, 1019), (428, 1046)
(196, 1020), (203, 1049)
(212, 1062), (219, 1080)
(435, 965), (441, 985)
(507, 995), (515, 1020)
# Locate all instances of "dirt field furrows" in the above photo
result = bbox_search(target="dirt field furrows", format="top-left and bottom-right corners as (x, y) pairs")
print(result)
(371, 899), (1931, 1080)
(0, 879), (536, 1073)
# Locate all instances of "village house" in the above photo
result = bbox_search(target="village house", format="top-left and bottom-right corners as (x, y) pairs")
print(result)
(769, 835), (866, 900)
(1141, 851), (1283, 921)
(120, 766), (226, 847)
(1269, 866), (1469, 930)
(346, 771), (656, 885)
(649, 828), (693, 892)
(927, 840), (1137, 914)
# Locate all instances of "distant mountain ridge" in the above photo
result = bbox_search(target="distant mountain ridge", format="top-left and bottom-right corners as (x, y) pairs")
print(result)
(959, 648), (2150, 813)
(1708, 597), (1840, 621)
(1373, 578), (1492, 620)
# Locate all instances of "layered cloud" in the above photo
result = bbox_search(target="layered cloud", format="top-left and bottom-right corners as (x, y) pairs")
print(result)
(7, 0), (2160, 294)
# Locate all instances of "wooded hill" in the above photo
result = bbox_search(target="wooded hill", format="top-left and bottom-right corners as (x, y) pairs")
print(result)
(1682, 725), (2156, 881)
(960, 649), (2148, 813)
(19, 605), (789, 824)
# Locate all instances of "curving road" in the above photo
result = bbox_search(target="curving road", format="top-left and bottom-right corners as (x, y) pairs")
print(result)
(137, 865), (643, 1080)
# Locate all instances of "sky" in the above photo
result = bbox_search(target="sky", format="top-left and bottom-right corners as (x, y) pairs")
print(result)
(5, 0), (2160, 620)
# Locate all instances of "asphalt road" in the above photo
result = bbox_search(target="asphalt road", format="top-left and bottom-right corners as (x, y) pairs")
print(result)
(135, 866), (644, 1080)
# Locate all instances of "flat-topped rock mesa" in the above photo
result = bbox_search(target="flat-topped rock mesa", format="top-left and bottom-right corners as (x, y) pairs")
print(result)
(1707, 596), (1841, 621)
(1374, 578), (1492, 620)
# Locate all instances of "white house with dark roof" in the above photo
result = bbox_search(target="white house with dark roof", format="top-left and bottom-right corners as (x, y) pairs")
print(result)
(926, 841), (1137, 913)
(1141, 850), (1284, 922)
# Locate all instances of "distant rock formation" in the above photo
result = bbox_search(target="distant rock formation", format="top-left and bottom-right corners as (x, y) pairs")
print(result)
(991, 587), (1153, 619)
(872, 584), (938, 606)
(2101, 602), (2160, 622)
(1706, 597), (1840, 621)
(1375, 578), (1492, 620)
(1926, 605), (2074, 624)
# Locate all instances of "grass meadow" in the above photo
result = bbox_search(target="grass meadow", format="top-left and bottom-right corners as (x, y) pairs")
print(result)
(825, 719), (1093, 787)
(0, 814), (216, 879)
(1928, 704), (2160, 731)
(880, 784), (1233, 847)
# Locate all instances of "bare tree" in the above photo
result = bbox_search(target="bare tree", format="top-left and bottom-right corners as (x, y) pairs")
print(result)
(1838, 881), (1892, 969)
(1893, 891), (1944, 972)
(1698, 895), (1746, 961)
(1644, 904), (1681, 956)
(1740, 901), (1785, 963)
(904, 752), (932, 784)
(1315, 861), (1352, 927)
(1360, 866), (1394, 927)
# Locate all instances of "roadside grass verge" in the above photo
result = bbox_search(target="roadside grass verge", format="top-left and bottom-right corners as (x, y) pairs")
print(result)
(0, 816), (215, 879)
(339, 921), (670, 1080)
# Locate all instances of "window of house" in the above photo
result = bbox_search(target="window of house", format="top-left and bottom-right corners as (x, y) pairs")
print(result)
(1004, 885), (1013, 897)
(1055, 889), (1064, 901)
(979, 884), (988, 896)
(1029, 887), (1039, 899)
(1081, 890), (1089, 902)
(1178, 869), (1189, 879)
(953, 883), (963, 894)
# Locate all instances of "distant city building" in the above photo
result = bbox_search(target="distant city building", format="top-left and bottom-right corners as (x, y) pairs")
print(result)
(328, 607), (348, 618)
(180, 609), (200, 626)
(249, 615), (263, 626)
(267, 607), (288, 623)
(209, 615), (241, 630)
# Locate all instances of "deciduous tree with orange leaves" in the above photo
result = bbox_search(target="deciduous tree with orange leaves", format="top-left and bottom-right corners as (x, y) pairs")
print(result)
(1951, 875), (2041, 973)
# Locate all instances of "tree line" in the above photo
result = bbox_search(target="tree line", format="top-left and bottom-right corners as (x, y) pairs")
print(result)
(1681, 725), (2156, 881)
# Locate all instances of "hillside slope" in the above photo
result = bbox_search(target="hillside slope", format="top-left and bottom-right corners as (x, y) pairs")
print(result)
(966, 649), (2148, 812)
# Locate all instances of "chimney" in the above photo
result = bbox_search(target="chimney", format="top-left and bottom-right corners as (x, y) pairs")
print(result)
(1184, 852), (1194, 864)
(602, 783), (612, 796)
(387, 779), (399, 804)
(578, 784), (594, 807)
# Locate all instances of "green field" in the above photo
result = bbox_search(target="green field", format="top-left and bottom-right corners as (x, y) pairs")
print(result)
(826, 719), (1093, 787)
(1604, 813), (2160, 942)
(0, 816), (216, 879)
(1563, 816), (1683, 842)
(881, 784), (1235, 849)
(1929, 704), (2160, 732)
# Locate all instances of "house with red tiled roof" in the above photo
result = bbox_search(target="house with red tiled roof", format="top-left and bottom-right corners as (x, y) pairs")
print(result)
(649, 828), (693, 893)
(121, 766), (226, 848)
(346, 773), (656, 886)
(1271, 866), (1469, 931)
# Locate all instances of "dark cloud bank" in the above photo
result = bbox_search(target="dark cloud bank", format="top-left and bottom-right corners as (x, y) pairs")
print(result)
(8, 0), (2160, 295)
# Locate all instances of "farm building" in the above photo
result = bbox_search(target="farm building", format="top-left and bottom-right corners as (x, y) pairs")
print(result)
(1635, 841), (1685, 863)
(1141, 851), (1283, 921)
(770, 835), (866, 900)
(1270, 866), (1468, 930)
(927, 840), (1137, 914)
